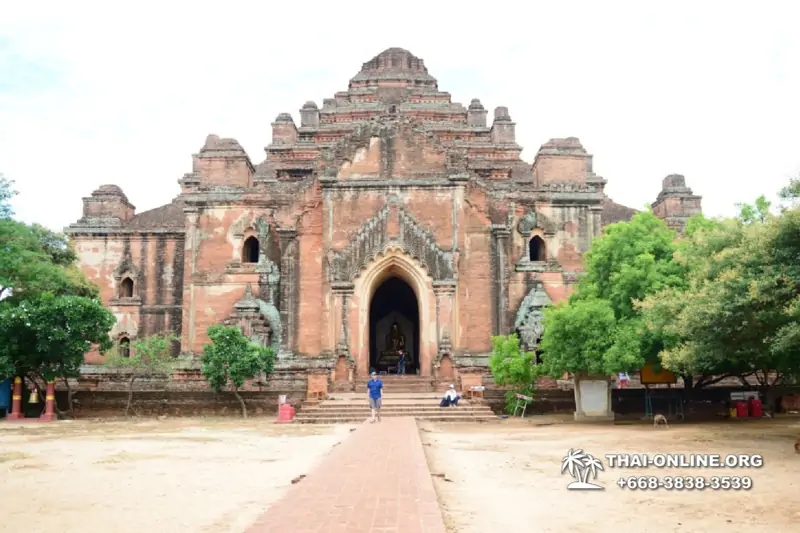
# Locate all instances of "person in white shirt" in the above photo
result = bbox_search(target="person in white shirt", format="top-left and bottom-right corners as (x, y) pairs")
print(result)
(439, 384), (460, 407)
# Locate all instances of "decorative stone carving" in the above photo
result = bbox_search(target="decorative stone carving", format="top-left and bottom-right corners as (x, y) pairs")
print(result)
(331, 282), (356, 371)
(398, 209), (455, 280)
(327, 206), (455, 282)
(336, 323), (356, 370)
(319, 116), (456, 181)
(506, 202), (515, 229)
(224, 283), (282, 352)
(110, 253), (142, 304)
(514, 283), (552, 351)
(517, 209), (557, 236)
(256, 256), (281, 304)
(538, 181), (598, 193)
(517, 210), (536, 234)
(232, 213), (270, 239)
(446, 149), (468, 175)
(113, 253), (140, 284)
(277, 228), (298, 353)
(433, 332), (453, 370)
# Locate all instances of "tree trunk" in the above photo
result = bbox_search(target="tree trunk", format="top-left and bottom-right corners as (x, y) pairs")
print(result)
(233, 388), (248, 418)
(125, 376), (136, 417)
(61, 376), (76, 418)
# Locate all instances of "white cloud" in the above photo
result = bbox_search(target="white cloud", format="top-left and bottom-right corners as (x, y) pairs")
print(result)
(1, 0), (798, 230)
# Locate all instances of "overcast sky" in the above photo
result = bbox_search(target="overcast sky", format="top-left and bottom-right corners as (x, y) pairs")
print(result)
(1, 1), (798, 231)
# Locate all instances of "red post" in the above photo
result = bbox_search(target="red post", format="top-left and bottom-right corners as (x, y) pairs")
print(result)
(7, 377), (23, 420)
(39, 381), (57, 422)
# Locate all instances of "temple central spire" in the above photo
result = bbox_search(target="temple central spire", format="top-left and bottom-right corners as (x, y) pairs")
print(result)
(349, 47), (438, 90)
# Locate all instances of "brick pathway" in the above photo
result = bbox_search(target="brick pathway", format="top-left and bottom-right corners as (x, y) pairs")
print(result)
(246, 417), (447, 533)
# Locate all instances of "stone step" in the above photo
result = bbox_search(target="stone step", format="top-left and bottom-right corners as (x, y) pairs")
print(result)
(354, 376), (434, 381)
(295, 413), (497, 424)
(300, 407), (492, 415)
(325, 392), (447, 401)
(304, 400), (484, 408)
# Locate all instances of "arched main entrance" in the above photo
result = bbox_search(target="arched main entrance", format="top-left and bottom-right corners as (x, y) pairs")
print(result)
(369, 276), (420, 374)
(352, 249), (436, 377)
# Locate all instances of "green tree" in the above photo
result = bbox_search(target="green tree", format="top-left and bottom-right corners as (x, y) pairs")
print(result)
(778, 176), (800, 202)
(488, 334), (537, 414)
(640, 207), (800, 402)
(735, 195), (772, 225)
(537, 299), (642, 378)
(0, 293), (115, 416)
(0, 219), (97, 301)
(105, 334), (177, 417)
(201, 325), (275, 418)
(535, 210), (682, 387)
(572, 210), (685, 319)
(0, 174), (16, 219)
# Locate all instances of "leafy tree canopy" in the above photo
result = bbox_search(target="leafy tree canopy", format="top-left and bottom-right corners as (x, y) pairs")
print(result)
(488, 334), (537, 413)
(778, 176), (800, 202)
(571, 210), (684, 320)
(537, 298), (643, 378)
(0, 293), (115, 381)
(640, 197), (800, 387)
(735, 195), (772, 225)
(536, 210), (682, 378)
(105, 334), (177, 375)
(0, 220), (97, 301)
(201, 324), (276, 417)
(0, 174), (16, 219)
(105, 334), (177, 416)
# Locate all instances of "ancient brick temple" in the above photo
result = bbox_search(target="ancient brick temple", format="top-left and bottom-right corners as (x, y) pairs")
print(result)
(66, 48), (701, 395)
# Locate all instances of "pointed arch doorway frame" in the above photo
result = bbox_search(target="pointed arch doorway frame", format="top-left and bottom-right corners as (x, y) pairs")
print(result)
(350, 249), (438, 378)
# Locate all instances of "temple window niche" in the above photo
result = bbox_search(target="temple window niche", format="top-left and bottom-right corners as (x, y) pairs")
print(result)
(528, 235), (547, 262)
(118, 337), (131, 358)
(242, 236), (260, 263)
(119, 276), (135, 298)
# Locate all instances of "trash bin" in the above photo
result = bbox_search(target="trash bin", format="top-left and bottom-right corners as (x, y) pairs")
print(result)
(749, 398), (763, 418)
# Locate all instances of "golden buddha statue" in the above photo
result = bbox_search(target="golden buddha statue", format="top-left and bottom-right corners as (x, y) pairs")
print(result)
(386, 322), (406, 351)
(377, 322), (407, 370)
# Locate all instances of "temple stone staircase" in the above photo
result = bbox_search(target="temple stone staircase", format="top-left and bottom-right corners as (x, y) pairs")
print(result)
(295, 392), (497, 424)
(331, 375), (455, 393)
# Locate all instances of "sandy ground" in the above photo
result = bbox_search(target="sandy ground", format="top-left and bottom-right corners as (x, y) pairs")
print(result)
(421, 416), (800, 533)
(0, 418), (353, 533)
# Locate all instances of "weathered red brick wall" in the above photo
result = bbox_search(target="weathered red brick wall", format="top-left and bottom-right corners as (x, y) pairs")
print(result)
(295, 203), (325, 355)
(72, 234), (184, 363)
(457, 199), (494, 352)
(182, 206), (283, 352)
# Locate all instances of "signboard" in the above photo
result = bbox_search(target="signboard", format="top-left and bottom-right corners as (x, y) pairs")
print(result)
(730, 391), (759, 401)
(639, 362), (677, 385)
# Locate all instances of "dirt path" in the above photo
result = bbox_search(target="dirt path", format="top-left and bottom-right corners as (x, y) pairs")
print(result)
(421, 418), (800, 533)
(0, 419), (352, 533)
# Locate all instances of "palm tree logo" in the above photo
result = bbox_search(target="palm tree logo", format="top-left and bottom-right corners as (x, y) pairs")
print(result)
(561, 448), (605, 490)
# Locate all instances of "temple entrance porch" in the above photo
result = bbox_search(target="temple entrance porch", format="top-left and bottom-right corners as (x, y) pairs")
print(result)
(369, 276), (419, 374)
(350, 249), (438, 378)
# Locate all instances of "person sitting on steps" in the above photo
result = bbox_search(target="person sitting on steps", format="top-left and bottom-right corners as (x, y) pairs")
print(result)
(439, 384), (460, 407)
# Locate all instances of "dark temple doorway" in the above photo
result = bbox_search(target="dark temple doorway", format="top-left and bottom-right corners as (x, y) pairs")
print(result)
(369, 276), (420, 374)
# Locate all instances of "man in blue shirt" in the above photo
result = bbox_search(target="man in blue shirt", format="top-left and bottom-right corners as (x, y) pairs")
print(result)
(366, 371), (383, 423)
